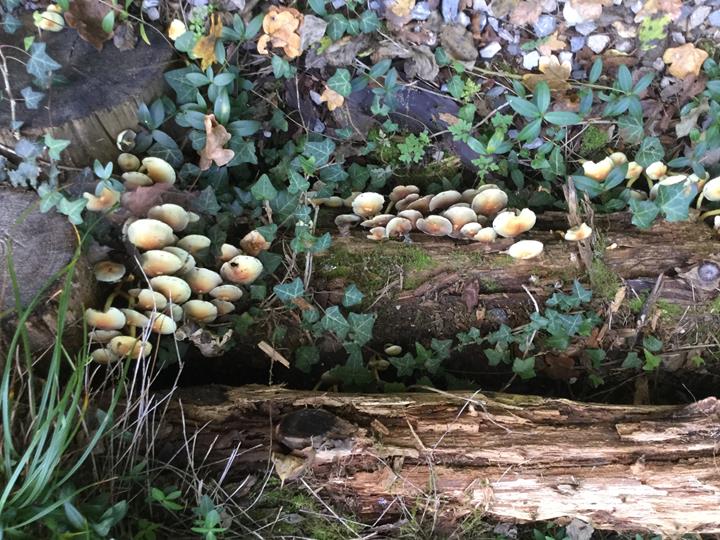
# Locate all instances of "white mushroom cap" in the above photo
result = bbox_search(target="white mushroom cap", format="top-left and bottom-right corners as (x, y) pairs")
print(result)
(335, 214), (362, 227)
(183, 299), (218, 323)
(564, 223), (593, 242)
(85, 307), (127, 330)
(443, 206), (478, 235)
(471, 188), (508, 217)
(320, 196), (345, 208)
(582, 157), (614, 181)
(429, 190), (462, 212)
(127, 219), (175, 250)
(184, 268), (223, 294)
(219, 244), (241, 262)
(395, 193), (420, 212)
(492, 208), (537, 238)
(507, 239), (544, 260)
(625, 162), (643, 181)
(164, 304), (184, 322)
(176, 234), (212, 254)
(650, 174), (689, 200)
(462, 188), (479, 203)
(645, 161), (667, 180)
(36, 10), (65, 31)
(239, 230), (271, 257)
(89, 330), (122, 344)
(473, 227), (498, 243)
(367, 226), (386, 240)
(109, 336), (152, 357)
(118, 153), (141, 172)
(211, 299), (236, 316)
(141, 157), (176, 184)
(406, 194), (433, 214)
(129, 288), (167, 310)
(162, 246), (196, 274)
(122, 172), (154, 188)
(94, 261), (126, 283)
(210, 284), (244, 302)
(91, 348), (120, 365)
(609, 152), (627, 166)
(84, 187), (120, 211)
(149, 276), (192, 304)
(120, 308), (150, 328)
(147, 312), (177, 334)
(416, 215), (453, 236)
(702, 176), (720, 202)
(140, 250), (183, 277)
(187, 211), (201, 223)
(360, 214), (395, 228)
(389, 185), (420, 202)
(397, 209), (423, 228)
(147, 204), (190, 232)
(459, 222), (483, 239)
(352, 192), (385, 218)
(385, 217), (413, 238)
(220, 255), (264, 285)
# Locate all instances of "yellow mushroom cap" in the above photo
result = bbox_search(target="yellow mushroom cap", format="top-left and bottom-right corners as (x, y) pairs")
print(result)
(129, 288), (167, 310)
(84, 187), (120, 211)
(609, 152), (627, 166)
(176, 234), (212, 254)
(211, 299), (236, 316)
(459, 222), (483, 239)
(85, 307), (127, 330)
(625, 162), (643, 181)
(140, 250), (183, 277)
(367, 226), (386, 240)
(360, 214), (395, 228)
(147, 313), (177, 334)
(219, 243), (241, 262)
(240, 230), (271, 257)
(94, 261), (126, 283)
(147, 204), (190, 232)
(507, 240), (544, 260)
(127, 219), (175, 250)
(120, 308), (150, 328)
(473, 227), (498, 243)
(109, 336), (152, 358)
(141, 157), (176, 184)
(89, 330), (122, 344)
(117, 153), (140, 172)
(164, 304), (184, 322)
(397, 209), (423, 227)
(385, 217), (413, 238)
(162, 246), (196, 274)
(471, 188), (508, 216)
(122, 172), (154, 188)
(492, 208), (537, 238)
(36, 10), (65, 31)
(168, 19), (187, 41)
(220, 255), (264, 285)
(429, 190), (462, 212)
(149, 276), (192, 304)
(582, 157), (614, 181)
(184, 268), (223, 294)
(443, 206), (478, 235)
(183, 300), (218, 323)
(352, 192), (385, 218)
(564, 223), (593, 242)
(389, 185), (420, 202)
(645, 161), (667, 180)
(702, 176), (720, 202)
(416, 215), (453, 236)
(91, 348), (120, 365)
(209, 284), (244, 302)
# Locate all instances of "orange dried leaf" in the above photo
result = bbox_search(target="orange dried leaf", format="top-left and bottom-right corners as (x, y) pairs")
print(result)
(263, 6), (302, 34)
(663, 44), (709, 78)
(537, 32), (567, 56)
(258, 6), (303, 59)
(390, 0), (415, 17)
(510, 1), (542, 25)
(523, 55), (572, 92)
(319, 86), (344, 111)
(634, 0), (683, 21)
(192, 14), (223, 71)
(199, 114), (235, 171)
(64, 0), (113, 50)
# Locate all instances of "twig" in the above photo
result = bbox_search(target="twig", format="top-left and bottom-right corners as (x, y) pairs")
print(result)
(0, 47), (19, 141)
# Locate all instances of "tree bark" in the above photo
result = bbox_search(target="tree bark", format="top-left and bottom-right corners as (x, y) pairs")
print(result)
(155, 384), (720, 535)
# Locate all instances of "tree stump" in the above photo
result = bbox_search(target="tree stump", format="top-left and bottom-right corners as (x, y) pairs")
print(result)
(154, 385), (720, 535)
(0, 20), (178, 166)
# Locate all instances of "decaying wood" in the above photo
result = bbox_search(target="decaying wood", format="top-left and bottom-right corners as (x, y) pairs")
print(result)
(156, 385), (720, 534)
(0, 19), (178, 166)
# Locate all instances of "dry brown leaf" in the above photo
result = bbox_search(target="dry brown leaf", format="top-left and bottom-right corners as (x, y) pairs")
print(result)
(390, 0), (416, 17)
(523, 55), (572, 92)
(263, 6), (302, 34)
(271, 452), (308, 486)
(192, 14), (223, 71)
(319, 86), (344, 111)
(258, 6), (303, 59)
(199, 114), (235, 171)
(64, 0), (113, 50)
(510, 0), (542, 25)
(537, 32), (567, 56)
(568, 0), (612, 21)
(663, 44), (709, 78)
(634, 0), (683, 21)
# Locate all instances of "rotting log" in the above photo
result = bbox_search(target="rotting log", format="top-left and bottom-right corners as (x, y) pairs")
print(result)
(0, 18), (178, 166)
(155, 385), (720, 535)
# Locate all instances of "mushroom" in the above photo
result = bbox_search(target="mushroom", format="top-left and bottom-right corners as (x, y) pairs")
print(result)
(127, 219), (175, 250)
(314, 196), (344, 208)
(397, 209), (423, 228)
(220, 255), (264, 285)
(406, 195), (433, 214)
(416, 215), (453, 237)
(462, 188), (479, 204)
(459, 222), (483, 239)
(701, 176), (720, 202)
(122, 172), (154, 188)
(187, 211), (201, 223)
(473, 227), (498, 243)
(128, 288), (167, 310)
(94, 261), (126, 283)
(116, 129), (136, 152)
(564, 223), (593, 242)
(492, 208), (537, 238)
(385, 217), (413, 239)
(609, 152), (627, 166)
(219, 243), (241, 262)
(84, 187), (120, 211)
(209, 284), (243, 302)
(176, 234), (212, 254)
(471, 188), (508, 217)
(149, 276), (192, 304)
(120, 308), (150, 328)
(343, 192), (361, 207)
(89, 330), (122, 344)
(625, 162), (644, 183)
(507, 240), (544, 260)
(184, 268), (223, 294)
(211, 299), (236, 316)
(162, 246), (196, 274)
(239, 230), (271, 256)
(429, 190), (462, 212)
(139, 250), (183, 277)
(367, 227), (386, 241)
(36, 10), (65, 31)
(85, 307), (127, 330)
(91, 348), (120, 365)
(649, 174), (688, 200)
(389, 185), (420, 202)
(645, 161), (667, 180)
(395, 194), (420, 212)
(360, 214), (395, 228)
(582, 157), (614, 181)
(384, 344), (402, 356)
(335, 214), (362, 236)
(141, 157), (176, 184)
(164, 304), (184, 322)
(147, 313), (177, 334)
(109, 336), (152, 358)
(147, 204), (190, 232)
(117, 153), (140, 172)
(443, 206), (477, 236)
(352, 192), (385, 218)
(183, 300), (218, 323)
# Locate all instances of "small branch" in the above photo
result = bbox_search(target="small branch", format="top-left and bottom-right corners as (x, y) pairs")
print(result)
(0, 47), (19, 141)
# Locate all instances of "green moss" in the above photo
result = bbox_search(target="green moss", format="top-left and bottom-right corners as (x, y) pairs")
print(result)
(628, 294), (646, 314)
(588, 259), (621, 301)
(579, 125), (609, 157)
(656, 299), (683, 320)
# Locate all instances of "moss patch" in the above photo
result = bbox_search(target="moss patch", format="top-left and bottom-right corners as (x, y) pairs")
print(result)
(588, 258), (621, 301)
(579, 125), (609, 157)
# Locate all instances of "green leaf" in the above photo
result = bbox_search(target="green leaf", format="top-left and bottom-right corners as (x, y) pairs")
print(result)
(20, 86), (44, 109)
(321, 306), (349, 340)
(332, 344), (372, 386)
(193, 186), (221, 214)
(517, 118), (542, 141)
(621, 351), (642, 369)
(512, 356), (536, 379)
(251, 174), (278, 201)
(447, 75), (464, 99)
(228, 119), (261, 137)
(342, 284), (364, 307)
(635, 137), (665, 167)
(643, 349), (662, 371)
(326, 14), (348, 40)
(26, 43), (61, 87)
(296, 345), (320, 373)
(589, 58), (603, 83)
(101, 10), (115, 34)
(271, 55), (296, 79)
(643, 335), (663, 353)
(273, 277), (305, 304)
(228, 138), (257, 166)
(617, 64), (632, 93)
(309, 0), (326, 15)
(544, 111), (582, 126)
(165, 67), (200, 104)
(304, 138), (335, 166)
(629, 198), (660, 228)
(327, 68), (352, 97)
(390, 354), (416, 377)
(348, 312), (376, 346)
(507, 96), (540, 119)
(534, 82), (550, 114)
(656, 181), (697, 222)
(571, 280), (592, 303)
(288, 169), (310, 194)
(44, 134), (70, 160)
(359, 10), (380, 33)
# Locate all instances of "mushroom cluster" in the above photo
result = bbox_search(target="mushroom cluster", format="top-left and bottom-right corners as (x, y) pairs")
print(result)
(319, 184), (553, 259)
(83, 154), (268, 364)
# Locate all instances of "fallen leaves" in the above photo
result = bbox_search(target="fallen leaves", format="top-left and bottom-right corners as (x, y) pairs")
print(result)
(523, 54), (572, 92)
(319, 86), (344, 111)
(663, 43), (709, 78)
(257, 6), (303, 59)
(199, 114), (235, 170)
(537, 32), (567, 56)
(64, 0), (113, 50)
(193, 14), (223, 70)
(389, 0), (416, 18)
(509, 1), (542, 26)
(634, 0), (683, 22)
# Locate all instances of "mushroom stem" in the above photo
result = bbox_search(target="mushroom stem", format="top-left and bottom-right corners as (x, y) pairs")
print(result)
(698, 208), (720, 222)
(626, 177), (638, 189)
(128, 325), (137, 338)
(696, 193), (705, 209)
(103, 292), (119, 311)
(384, 201), (395, 214)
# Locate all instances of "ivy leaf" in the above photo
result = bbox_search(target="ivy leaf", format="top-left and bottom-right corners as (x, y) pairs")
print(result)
(321, 306), (349, 340)
(327, 68), (352, 97)
(303, 138), (335, 167)
(656, 181), (697, 222)
(342, 284), (364, 307)
(326, 14), (348, 40)
(447, 75), (464, 99)
(571, 280), (592, 304)
(57, 197), (87, 225)
(192, 186), (221, 214)
(274, 277), (305, 304)
(621, 351), (642, 369)
(271, 55), (296, 79)
(44, 135), (70, 160)
(359, 10), (380, 33)
(332, 344), (372, 387)
(642, 335), (663, 353)
(629, 198), (660, 228)
(26, 43), (61, 87)
(164, 67), (200, 104)
(512, 357), (536, 379)
(251, 174), (278, 201)
(643, 349), (662, 371)
(20, 86), (44, 109)
(295, 345), (320, 373)
(635, 136), (665, 167)
(348, 312), (376, 346)
(390, 353), (416, 377)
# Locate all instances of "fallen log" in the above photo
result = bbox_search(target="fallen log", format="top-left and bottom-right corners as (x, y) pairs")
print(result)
(155, 385), (720, 535)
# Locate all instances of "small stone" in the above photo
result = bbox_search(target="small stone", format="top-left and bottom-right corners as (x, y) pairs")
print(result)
(506, 43), (521, 56)
(533, 15), (556, 37)
(587, 34), (610, 53)
(541, 0), (557, 11)
(689, 6), (711, 29)
(612, 20), (637, 38)
(480, 41), (502, 58)
(575, 21), (597, 35)
(523, 50), (540, 69)
(709, 10), (720, 26)
(411, 1), (433, 20)
(570, 35), (586, 52)
(563, 2), (584, 25)
(670, 31), (686, 45)
(442, 0), (460, 22)
(458, 12), (471, 26)
(652, 57), (665, 71)
(558, 51), (573, 65)
(614, 39), (634, 53)
(629, 0), (643, 13)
